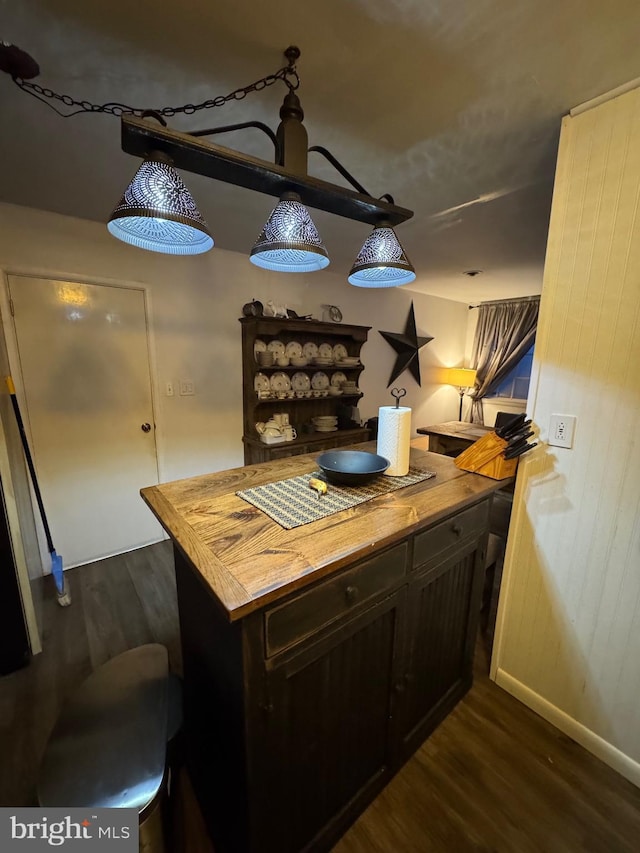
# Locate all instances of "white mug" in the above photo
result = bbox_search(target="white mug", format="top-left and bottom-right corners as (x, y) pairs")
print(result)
(284, 426), (297, 441)
(274, 413), (289, 426)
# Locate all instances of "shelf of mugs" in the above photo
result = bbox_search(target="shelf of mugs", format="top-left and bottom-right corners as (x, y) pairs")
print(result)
(257, 390), (330, 401)
(255, 414), (297, 443)
(255, 391), (362, 402)
(255, 416), (361, 444)
(244, 426), (368, 447)
(255, 413), (345, 443)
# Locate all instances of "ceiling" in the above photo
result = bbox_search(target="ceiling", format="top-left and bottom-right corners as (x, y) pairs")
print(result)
(2, 0), (640, 303)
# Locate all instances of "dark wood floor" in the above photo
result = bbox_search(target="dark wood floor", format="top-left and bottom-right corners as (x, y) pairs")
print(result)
(2, 542), (639, 852)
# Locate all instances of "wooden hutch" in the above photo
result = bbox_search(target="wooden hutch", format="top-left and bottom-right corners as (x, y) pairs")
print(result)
(240, 316), (371, 463)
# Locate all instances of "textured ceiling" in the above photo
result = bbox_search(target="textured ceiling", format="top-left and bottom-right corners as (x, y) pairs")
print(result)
(1, 0), (640, 303)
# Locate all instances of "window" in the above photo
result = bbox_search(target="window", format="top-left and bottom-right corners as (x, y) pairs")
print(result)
(486, 345), (534, 400)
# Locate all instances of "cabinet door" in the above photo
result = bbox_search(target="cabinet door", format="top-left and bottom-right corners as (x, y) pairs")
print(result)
(256, 592), (404, 853)
(397, 542), (484, 758)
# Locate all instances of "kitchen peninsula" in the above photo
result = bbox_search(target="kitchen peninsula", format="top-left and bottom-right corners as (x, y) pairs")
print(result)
(141, 438), (508, 853)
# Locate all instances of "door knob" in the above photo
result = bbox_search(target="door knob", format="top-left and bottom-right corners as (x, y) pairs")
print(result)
(141, 423), (151, 433)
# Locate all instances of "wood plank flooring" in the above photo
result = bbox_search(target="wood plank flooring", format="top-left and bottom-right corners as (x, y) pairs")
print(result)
(1, 542), (639, 852)
(336, 639), (640, 852)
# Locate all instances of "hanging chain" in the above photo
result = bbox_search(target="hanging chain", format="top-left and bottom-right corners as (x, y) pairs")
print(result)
(11, 58), (299, 120)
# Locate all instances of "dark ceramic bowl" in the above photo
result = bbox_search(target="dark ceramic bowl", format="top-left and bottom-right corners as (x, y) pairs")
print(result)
(316, 450), (390, 486)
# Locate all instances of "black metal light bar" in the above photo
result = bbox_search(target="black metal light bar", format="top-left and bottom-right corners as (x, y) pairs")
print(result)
(120, 115), (413, 228)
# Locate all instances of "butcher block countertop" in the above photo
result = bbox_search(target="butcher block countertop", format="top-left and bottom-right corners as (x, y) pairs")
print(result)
(140, 437), (507, 622)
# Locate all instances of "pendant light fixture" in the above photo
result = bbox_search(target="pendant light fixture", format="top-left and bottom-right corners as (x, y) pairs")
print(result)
(1, 42), (415, 281)
(250, 192), (329, 272)
(348, 223), (416, 287)
(107, 154), (213, 255)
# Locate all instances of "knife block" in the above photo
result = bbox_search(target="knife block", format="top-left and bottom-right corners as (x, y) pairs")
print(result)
(454, 432), (518, 480)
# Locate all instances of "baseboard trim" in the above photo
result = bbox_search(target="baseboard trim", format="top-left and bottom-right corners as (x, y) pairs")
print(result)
(495, 668), (640, 789)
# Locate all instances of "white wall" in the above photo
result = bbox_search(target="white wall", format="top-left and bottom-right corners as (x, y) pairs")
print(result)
(0, 202), (469, 564)
(492, 87), (640, 786)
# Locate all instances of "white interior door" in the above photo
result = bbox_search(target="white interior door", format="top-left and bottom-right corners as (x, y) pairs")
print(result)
(8, 275), (162, 569)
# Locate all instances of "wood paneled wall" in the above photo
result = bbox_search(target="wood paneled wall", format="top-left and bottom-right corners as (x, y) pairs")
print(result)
(493, 86), (640, 786)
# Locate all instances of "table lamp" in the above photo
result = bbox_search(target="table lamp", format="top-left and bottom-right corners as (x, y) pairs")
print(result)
(444, 368), (477, 420)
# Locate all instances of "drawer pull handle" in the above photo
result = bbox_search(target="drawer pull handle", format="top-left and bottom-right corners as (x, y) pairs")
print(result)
(345, 585), (359, 604)
(451, 523), (463, 537)
(259, 702), (274, 714)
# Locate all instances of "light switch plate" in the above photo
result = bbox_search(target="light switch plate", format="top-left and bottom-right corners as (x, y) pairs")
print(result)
(548, 414), (576, 448)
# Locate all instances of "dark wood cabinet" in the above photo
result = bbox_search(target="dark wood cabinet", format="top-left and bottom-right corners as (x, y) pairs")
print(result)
(396, 500), (488, 758)
(174, 499), (490, 853)
(258, 592), (404, 852)
(398, 547), (483, 758)
(240, 316), (371, 464)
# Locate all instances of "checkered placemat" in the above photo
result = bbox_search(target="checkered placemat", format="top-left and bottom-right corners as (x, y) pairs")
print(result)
(237, 467), (436, 530)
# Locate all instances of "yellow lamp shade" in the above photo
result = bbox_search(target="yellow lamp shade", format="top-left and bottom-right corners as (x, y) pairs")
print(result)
(445, 368), (477, 388)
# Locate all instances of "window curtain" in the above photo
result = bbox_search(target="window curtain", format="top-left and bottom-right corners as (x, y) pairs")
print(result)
(468, 297), (540, 424)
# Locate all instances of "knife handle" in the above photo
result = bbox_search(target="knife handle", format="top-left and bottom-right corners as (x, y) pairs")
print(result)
(495, 413), (526, 438)
(503, 418), (532, 440)
(507, 429), (535, 446)
(504, 441), (538, 460)
(504, 442), (527, 459)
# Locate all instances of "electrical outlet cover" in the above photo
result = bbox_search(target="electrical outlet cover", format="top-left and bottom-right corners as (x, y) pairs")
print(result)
(548, 414), (576, 448)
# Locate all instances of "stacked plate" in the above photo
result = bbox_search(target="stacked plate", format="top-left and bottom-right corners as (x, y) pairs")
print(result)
(285, 341), (303, 359)
(336, 356), (360, 367)
(312, 415), (338, 433)
(313, 357), (334, 367)
(341, 380), (359, 395)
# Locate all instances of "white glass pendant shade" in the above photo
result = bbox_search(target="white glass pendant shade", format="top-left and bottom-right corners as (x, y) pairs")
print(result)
(250, 194), (329, 272)
(348, 225), (415, 287)
(108, 159), (214, 255)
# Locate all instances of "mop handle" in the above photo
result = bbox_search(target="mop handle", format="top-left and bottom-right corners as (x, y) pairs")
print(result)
(5, 376), (55, 554)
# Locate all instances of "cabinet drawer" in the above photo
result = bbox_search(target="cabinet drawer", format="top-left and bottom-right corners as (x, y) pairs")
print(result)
(265, 542), (407, 656)
(412, 501), (489, 570)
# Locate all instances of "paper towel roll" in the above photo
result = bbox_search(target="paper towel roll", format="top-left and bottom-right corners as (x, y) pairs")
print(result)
(377, 406), (411, 476)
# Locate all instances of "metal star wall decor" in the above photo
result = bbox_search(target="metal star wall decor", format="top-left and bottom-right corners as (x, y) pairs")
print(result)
(379, 302), (433, 387)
